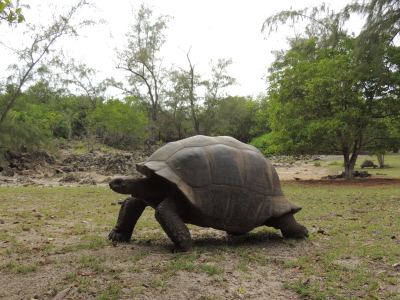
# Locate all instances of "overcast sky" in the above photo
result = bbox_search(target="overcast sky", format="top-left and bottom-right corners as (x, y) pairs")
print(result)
(1, 0), (358, 98)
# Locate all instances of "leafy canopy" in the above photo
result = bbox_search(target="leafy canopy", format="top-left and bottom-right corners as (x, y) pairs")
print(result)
(267, 36), (400, 157)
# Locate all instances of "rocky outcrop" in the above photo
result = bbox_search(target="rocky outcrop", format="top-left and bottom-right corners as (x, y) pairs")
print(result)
(0, 147), (157, 187)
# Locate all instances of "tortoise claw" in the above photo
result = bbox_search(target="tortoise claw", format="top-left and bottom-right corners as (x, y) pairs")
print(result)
(108, 229), (131, 243)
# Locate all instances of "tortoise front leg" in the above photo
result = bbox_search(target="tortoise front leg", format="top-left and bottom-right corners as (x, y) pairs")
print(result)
(264, 213), (309, 239)
(155, 197), (192, 252)
(109, 197), (147, 243)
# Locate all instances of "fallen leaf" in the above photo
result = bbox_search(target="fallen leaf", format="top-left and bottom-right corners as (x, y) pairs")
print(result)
(41, 257), (51, 265)
(295, 266), (305, 270)
(50, 286), (71, 300)
(301, 278), (310, 286)
(78, 270), (95, 276)
(108, 243), (118, 248)
(22, 227), (30, 231)
(238, 286), (246, 294)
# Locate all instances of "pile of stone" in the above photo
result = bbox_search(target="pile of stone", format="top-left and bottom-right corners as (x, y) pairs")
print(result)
(323, 170), (372, 179)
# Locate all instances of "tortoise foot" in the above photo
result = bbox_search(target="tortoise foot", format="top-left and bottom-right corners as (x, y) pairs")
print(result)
(108, 229), (131, 243)
(265, 213), (309, 239)
(281, 225), (309, 239)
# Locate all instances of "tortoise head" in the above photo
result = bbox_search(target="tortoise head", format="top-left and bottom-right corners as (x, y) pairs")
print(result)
(109, 177), (135, 194)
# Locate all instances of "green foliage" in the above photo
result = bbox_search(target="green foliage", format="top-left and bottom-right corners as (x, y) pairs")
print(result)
(364, 117), (400, 154)
(266, 35), (400, 178)
(0, 0), (97, 140)
(0, 80), (153, 154)
(0, 0), (25, 25)
(89, 98), (149, 148)
(0, 110), (53, 163)
(209, 96), (260, 142)
(250, 132), (277, 157)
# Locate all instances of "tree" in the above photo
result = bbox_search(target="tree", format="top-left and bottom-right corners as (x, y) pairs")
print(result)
(267, 37), (400, 179)
(165, 54), (237, 139)
(0, 85), (51, 157)
(89, 98), (149, 148)
(0, 0), (25, 25)
(262, 0), (400, 179)
(57, 58), (108, 110)
(365, 118), (400, 166)
(0, 0), (96, 127)
(200, 58), (237, 135)
(211, 96), (261, 142)
(262, 0), (400, 77)
(0, 0), (98, 158)
(167, 47), (205, 135)
(112, 3), (170, 124)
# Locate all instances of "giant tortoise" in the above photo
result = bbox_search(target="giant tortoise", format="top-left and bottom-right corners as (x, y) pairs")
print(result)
(360, 160), (378, 169)
(108, 135), (308, 252)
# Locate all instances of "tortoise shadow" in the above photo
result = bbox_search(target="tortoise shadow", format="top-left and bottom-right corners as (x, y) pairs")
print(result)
(150, 230), (304, 253)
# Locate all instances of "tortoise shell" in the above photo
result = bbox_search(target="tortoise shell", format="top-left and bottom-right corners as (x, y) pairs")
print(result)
(361, 160), (377, 168)
(136, 135), (302, 232)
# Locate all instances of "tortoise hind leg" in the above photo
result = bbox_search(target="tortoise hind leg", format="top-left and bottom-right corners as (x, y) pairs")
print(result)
(155, 197), (192, 252)
(264, 213), (309, 238)
(109, 197), (147, 243)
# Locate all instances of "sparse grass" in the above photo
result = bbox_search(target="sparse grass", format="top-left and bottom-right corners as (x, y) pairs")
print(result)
(281, 182), (400, 299)
(15, 264), (39, 274)
(1, 171), (399, 299)
(96, 282), (124, 300)
(198, 264), (224, 275)
(234, 264), (249, 272)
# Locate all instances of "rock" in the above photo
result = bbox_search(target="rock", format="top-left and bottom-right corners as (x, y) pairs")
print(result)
(1, 147), (156, 187)
(79, 178), (97, 185)
(2, 167), (14, 177)
(60, 173), (80, 182)
(324, 170), (372, 179)
(61, 166), (73, 173)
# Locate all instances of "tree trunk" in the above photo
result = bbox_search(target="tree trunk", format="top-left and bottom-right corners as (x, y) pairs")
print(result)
(343, 155), (355, 179)
(377, 154), (384, 168)
(343, 149), (359, 179)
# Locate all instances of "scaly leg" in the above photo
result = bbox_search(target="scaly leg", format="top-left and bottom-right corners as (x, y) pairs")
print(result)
(109, 197), (147, 243)
(155, 197), (191, 252)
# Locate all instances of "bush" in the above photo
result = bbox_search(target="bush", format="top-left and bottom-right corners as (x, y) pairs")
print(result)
(250, 132), (277, 157)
